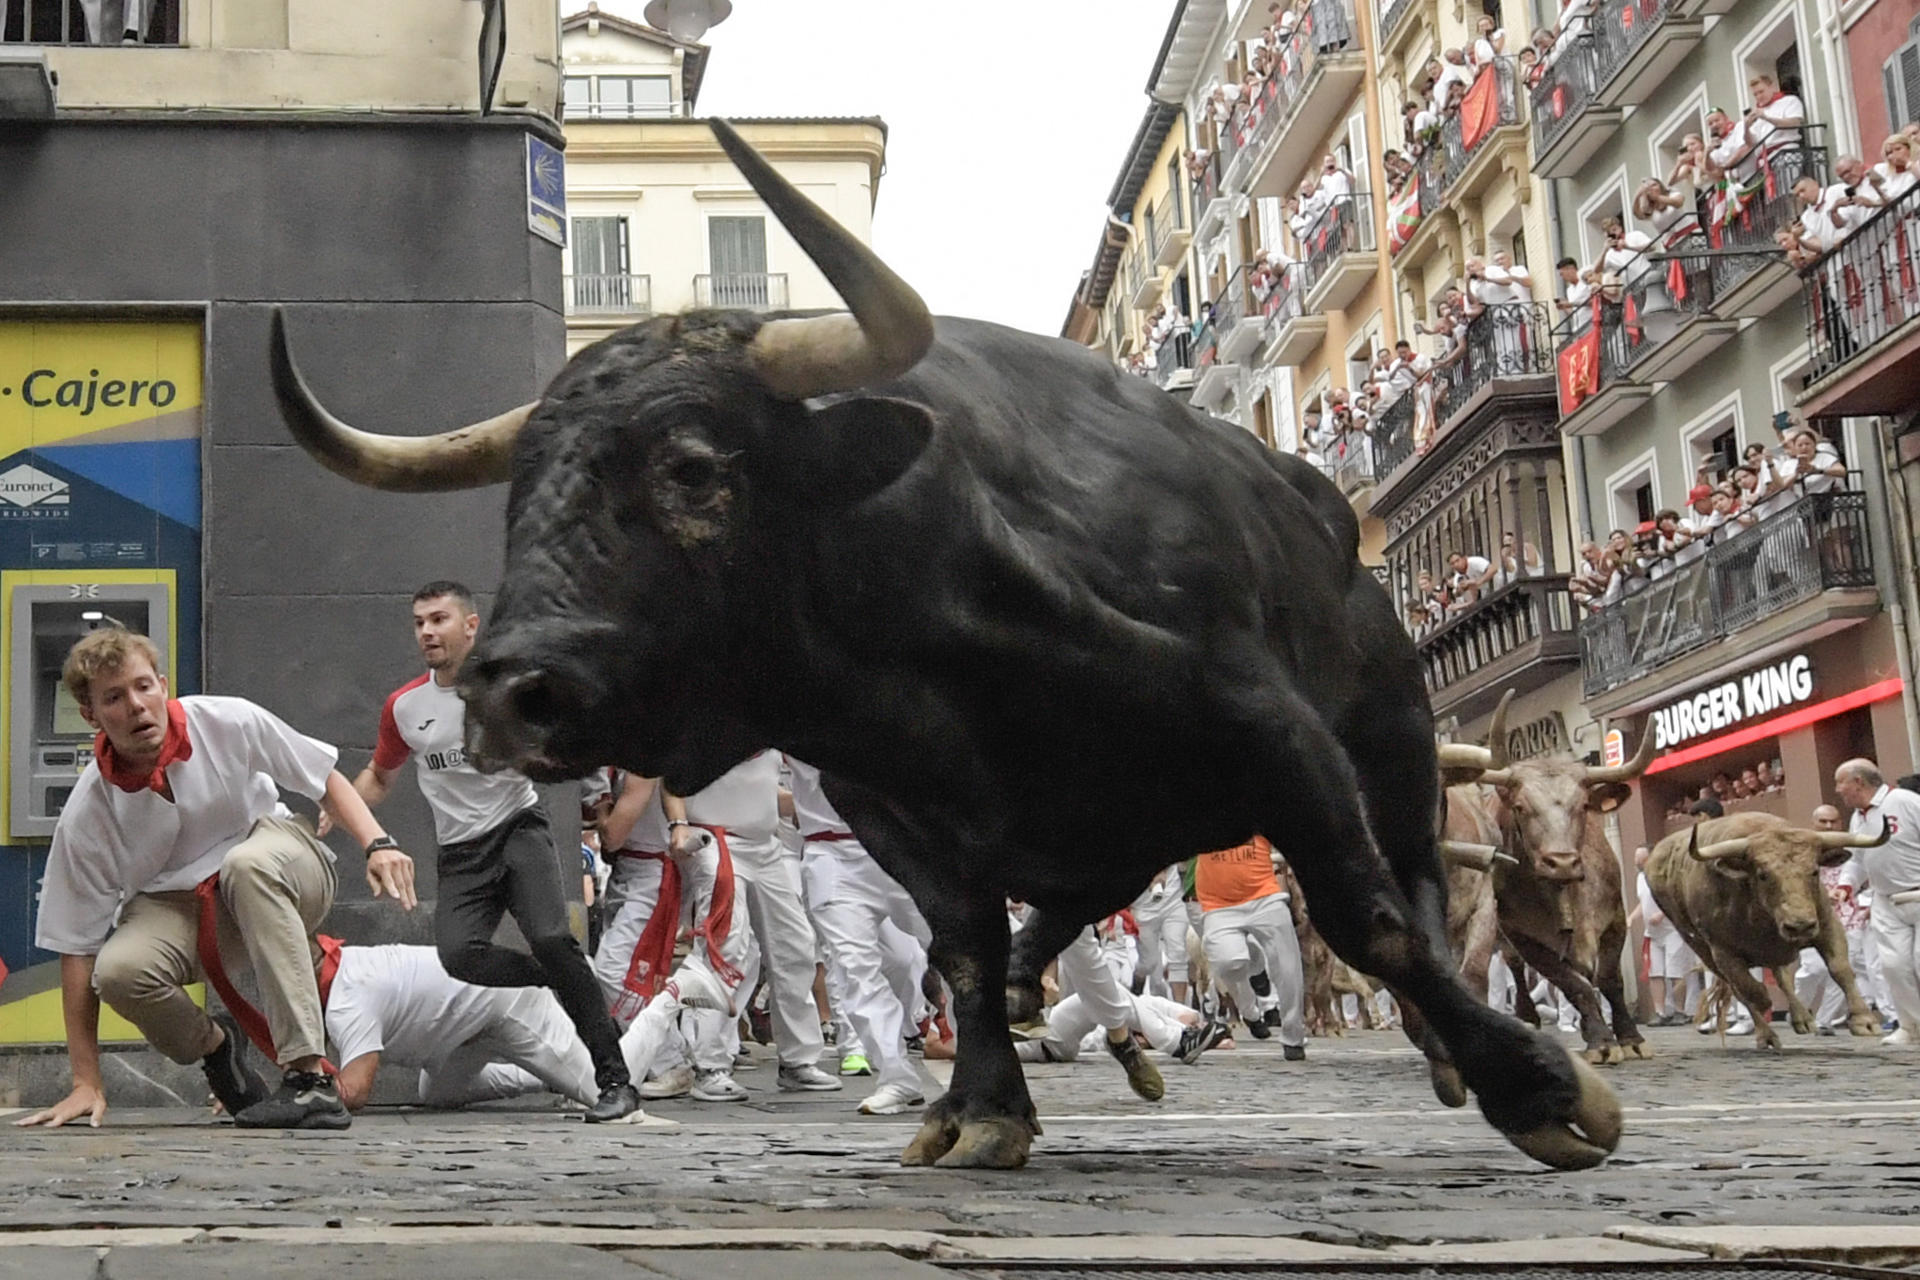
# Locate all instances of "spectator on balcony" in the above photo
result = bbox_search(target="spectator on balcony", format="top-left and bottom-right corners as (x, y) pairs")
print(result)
(1382, 148), (1415, 191)
(1406, 601), (1434, 636)
(1471, 15), (1507, 67)
(1430, 49), (1475, 115)
(1668, 134), (1713, 199)
(1207, 81), (1241, 126)
(1758, 760), (1783, 793)
(1383, 339), (1419, 403)
(1593, 217), (1657, 295)
(1482, 250), (1534, 303)
(1767, 427), (1846, 503)
(1415, 569), (1452, 621)
(1744, 74), (1806, 172)
(1551, 0), (1594, 63)
(1447, 550), (1497, 607)
(1402, 100), (1440, 157)
(1319, 154), (1356, 205)
(1296, 439), (1329, 472)
(1569, 541), (1613, 611)
(1872, 134), (1917, 202)
(1554, 257), (1595, 330)
(1672, 484), (1721, 566)
(1493, 531), (1542, 589)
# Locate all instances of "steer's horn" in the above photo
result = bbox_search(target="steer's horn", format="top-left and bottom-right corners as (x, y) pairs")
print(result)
(1687, 824), (1751, 862)
(1440, 840), (1516, 872)
(710, 119), (935, 401)
(1585, 721), (1657, 784)
(1485, 689), (1515, 771)
(270, 310), (532, 492)
(1816, 815), (1891, 850)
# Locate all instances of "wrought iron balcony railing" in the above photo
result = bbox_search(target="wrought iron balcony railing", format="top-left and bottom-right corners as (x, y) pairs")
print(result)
(1257, 264), (1306, 325)
(1299, 193), (1376, 290)
(4, 0), (178, 43)
(566, 274), (653, 316)
(695, 273), (790, 311)
(1435, 59), (1522, 200)
(1434, 301), (1555, 418)
(1331, 431), (1375, 495)
(1578, 487), (1875, 696)
(1190, 148), (1224, 220)
(1531, 34), (1604, 159)
(1419, 576), (1578, 697)
(1208, 263), (1253, 345)
(1801, 179), (1920, 386)
(1152, 330), (1197, 388)
(1378, 0), (1420, 42)
(1370, 387), (1417, 479)
(1706, 132), (1828, 298)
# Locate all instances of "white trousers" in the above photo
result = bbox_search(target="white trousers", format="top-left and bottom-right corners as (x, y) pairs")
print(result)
(805, 844), (930, 1091)
(1873, 896), (1920, 1033)
(1203, 894), (1306, 1047)
(732, 831), (827, 1068)
(416, 986), (598, 1108)
(1018, 991), (1192, 1062)
(1130, 882), (1189, 995)
(1794, 930), (1871, 1027)
(1054, 924), (1137, 1036)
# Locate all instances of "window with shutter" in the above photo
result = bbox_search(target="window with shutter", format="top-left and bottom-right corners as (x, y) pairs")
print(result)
(570, 217), (630, 310)
(709, 216), (770, 307)
(1889, 30), (1920, 130)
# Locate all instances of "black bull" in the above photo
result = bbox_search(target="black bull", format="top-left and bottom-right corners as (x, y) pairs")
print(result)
(269, 120), (1618, 1171)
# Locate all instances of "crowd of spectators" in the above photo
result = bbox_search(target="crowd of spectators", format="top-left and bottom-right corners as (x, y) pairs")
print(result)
(1567, 425), (1846, 614)
(1664, 761), (1788, 821)
(1403, 533), (1544, 635)
(1396, 14), (1509, 175)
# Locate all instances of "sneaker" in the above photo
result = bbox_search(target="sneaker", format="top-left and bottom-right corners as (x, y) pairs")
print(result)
(584, 1082), (642, 1123)
(857, 1080), (924, 1115)
(1173, 1018), (1230, 1065)
(904, 1032), (926, 1055)
(821, 1021), (838, 1047)
(1263, 1007), (1283, 1029)
(1282, 1042), (1306, 1061)
(1244, 1016), (1272, 1041)
(777, 1063), (844, 1092)
(639, 1065), (694, 1099)
(839, 1053), (873, 1076)
(201, 1013), (269, 1118)
(1883, 1027), (1915, 1048)
(233, 1069), (350, 1130)
(1248, 970), (1272, 998)
(691, 1068), (748, 1102)
(1109, 1034), (1165, 1101)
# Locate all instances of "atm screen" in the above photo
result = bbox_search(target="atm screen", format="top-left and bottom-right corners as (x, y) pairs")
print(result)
(51, 681), (92, 737)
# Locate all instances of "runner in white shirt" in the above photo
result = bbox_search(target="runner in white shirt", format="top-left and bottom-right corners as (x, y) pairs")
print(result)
(1634, 846), (1694, 1024)
(351, 581), (638, 1122)
(20, 628), (415, 1132)
(1833, 759), (1920, 1047)
(785, 755), (934, 1115)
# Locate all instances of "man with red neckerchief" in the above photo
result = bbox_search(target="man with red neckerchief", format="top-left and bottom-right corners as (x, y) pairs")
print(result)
(17, 628), (415, 1132)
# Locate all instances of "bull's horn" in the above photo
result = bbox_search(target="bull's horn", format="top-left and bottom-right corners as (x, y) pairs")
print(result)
(710, 120), (935, 401)
(1436, 743), (1493, 771)
(270, 310), (531, 492)
(1440, 840), (1503, 871)
(1816, 815), (1891, 850)
(1687, 824), (1750, 862)
(1485, 689), (1515, 771)
(1585, 721), (1657, 784)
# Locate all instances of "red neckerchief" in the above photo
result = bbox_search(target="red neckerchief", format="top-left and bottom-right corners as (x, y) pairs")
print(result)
(95, 699), (192, 794)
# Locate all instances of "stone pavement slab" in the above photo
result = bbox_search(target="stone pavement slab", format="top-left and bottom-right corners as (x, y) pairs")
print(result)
(1608, 1224), (1920, 1265)
(0, 1248), (102, 1280)
(100, 1243), (638, 1280)
(618, 1247), (951, 1280)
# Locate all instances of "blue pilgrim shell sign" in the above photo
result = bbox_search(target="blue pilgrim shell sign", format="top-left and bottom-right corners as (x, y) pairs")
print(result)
(527, 134), (567, 248)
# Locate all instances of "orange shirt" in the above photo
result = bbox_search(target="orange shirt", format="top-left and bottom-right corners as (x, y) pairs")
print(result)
(1194, 835), (1281, 912)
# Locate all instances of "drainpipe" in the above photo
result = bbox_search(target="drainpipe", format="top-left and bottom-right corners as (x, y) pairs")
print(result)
(1865, 417), (1920, 765)
(1544, 180), (1596, 545)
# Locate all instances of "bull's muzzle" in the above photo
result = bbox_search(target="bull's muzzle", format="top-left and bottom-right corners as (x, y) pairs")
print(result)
(1778, 918), (1820, 945)
(1538, 851), (1586, 882)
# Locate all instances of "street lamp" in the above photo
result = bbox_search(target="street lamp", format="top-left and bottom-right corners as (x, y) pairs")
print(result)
(643, 0), (731, 41)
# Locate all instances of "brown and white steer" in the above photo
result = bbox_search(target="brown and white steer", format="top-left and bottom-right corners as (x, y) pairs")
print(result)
(1648, 813), (1887, 1050)
(1439, 696), (1653, 1066)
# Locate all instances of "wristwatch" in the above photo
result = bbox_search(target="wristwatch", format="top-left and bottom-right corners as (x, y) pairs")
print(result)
(365, 835), (401, 855)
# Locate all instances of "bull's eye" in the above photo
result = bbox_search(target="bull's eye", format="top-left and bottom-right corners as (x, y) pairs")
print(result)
(670, 455), (720, 490)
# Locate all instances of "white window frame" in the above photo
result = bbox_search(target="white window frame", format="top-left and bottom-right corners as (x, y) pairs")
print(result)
(1645, 87), (1711, 185)
(1576, 166), (1633, 261)
(1603, 446), (1660, 534)
(1729, 0), (1810, 102)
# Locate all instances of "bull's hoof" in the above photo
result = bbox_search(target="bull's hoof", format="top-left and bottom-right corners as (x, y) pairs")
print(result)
(1848, 1016), (1880, 1037)
(1754, 1028), (1783, 1052)
(901, 1109), (961, 1166)
(1790, 1014), (1814, 1036)
(1429, 1058), (1468, 1109)
(1005, 984), (1044, 1026)
(1583, 1043), (1625, 1067)
(1504, 1045), (1622, 1171)
(931, 1116), (1033, 1170)
(1623, 1039), (1654, 1061)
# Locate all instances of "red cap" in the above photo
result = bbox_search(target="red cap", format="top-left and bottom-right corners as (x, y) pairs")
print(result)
(1688, 484), (1714, 503)
(1635, 520), (1657, 535)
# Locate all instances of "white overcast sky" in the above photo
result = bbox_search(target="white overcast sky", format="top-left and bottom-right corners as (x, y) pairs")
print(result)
(593, 1), (1180, 336)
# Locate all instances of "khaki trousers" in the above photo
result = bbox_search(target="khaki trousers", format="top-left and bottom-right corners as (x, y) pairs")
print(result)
(91, 816), (337, 1068)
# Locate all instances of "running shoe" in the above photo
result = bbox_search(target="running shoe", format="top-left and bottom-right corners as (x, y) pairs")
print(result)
(201, 1013), (268, 1118)
(857, 1081), (924, 1115)
(639, 1065), (694, 1099)
(1108, 1034), (1165, 1101)
(691, 1068), (748, 1102)
(233, 1069), (351, 1130)
(585, 1083), (642, 1123)
(839, 1053), (873, 1076)
(777, 1063), (843, 1092)
(1172, 1018), (1230, 1065)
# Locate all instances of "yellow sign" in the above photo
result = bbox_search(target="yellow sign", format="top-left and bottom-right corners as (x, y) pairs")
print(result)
(0, 320), (204, 453)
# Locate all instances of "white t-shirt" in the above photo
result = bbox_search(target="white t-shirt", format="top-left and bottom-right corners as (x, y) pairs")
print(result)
(1873, 162), (1917, 202)
(376, 674), (539, 846)
(326, 944), (524, 1070)
(1850, 784), (1920, 895)
(680, 751), (780, 843)
(1749, 94), (1804, 152)
(784, 755), (865, 856)
(36, 696), (339, 954)
(1450, 556), (1492, 593)
(1637, 871), (1674, 940)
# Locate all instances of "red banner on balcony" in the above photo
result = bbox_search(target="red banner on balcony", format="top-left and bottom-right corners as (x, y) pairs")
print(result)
(1459, 66), (1500, 152)
(1557, 322), (1602, 414)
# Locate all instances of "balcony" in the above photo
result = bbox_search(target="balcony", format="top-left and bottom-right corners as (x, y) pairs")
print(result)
(1708, 135), (1829, 319)
(1587, 0), (1705, 109)
(1530, 37), (1627, 179)
(1798, 181), (1920, 418)
(1301, 193), (1378, 315)
(1420, 577), (1581, 721)
(1189, 323), (1236, 411)
(694, 273), (790, 311)
(1376, 0), (1432, 60)
(1432, 60), (1527, 206)
(1152, 330), (1198, 392)
(1261, 267), (1327, 365)
(1580, 489), (1877, 700)
(1234, 0), (1367, 198)
(1191, 148), (1228, 246)
(1431, 302), (1557, 430)
(1370, 389), (1416, 480)
(1128, 245), (1164, 308)
(1330, 431), (1375, 498)
(1151, 191), (1191, 269)
(3, 0), (179, 43)
(565, 274), (652, 317)
(1389, 151), (1451, 271)
(1213, 265), (1263, 365)
(1556, 250), (1736, 435)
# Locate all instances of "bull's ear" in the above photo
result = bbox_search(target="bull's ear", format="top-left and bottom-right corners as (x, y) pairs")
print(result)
(1587, 781), (1632, 813)
(779, 394), (936, 505)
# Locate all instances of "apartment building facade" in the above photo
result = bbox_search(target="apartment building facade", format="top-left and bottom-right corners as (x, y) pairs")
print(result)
(0, 0), (567, 1028)
(558, 7), (888, 356)
(1533, 0), (1918, 849)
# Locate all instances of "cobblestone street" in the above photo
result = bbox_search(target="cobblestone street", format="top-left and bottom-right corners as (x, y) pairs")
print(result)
(7, 1024), (1920, 1275)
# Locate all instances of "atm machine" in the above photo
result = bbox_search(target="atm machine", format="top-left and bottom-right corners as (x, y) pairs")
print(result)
(8, 580), (172, 839)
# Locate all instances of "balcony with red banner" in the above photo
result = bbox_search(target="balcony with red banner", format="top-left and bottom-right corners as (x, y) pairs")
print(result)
(1529, 0), (1705, 179)
(1431, 58), (1527, 206)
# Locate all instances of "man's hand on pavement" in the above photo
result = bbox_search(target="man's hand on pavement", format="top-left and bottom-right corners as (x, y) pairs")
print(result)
(366, 846), (418, 911)
(14, 1083), (106, 1129)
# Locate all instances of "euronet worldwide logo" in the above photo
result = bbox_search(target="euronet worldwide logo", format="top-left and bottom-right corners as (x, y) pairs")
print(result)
(0, 463), (70, 520)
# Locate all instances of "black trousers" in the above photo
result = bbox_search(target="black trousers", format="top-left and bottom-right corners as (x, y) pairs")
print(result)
(435, 805), (628, 1089)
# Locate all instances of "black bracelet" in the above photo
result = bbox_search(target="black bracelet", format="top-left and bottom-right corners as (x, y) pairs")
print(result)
(365, 836), (400, 855)
(667, 820), (693, 830)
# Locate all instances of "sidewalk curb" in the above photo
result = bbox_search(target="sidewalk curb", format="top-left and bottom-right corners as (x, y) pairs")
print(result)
(1607, 1224), (1920, 1268)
